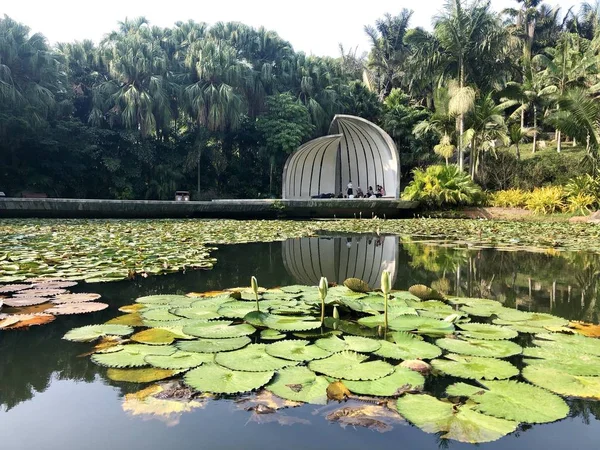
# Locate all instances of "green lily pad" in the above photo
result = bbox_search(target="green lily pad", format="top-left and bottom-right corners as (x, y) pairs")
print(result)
(215, 344), (297, 372)
(457, 323), (517, 340)
(265, 340), (333, 362)
(136, 295), (193, 305)
(266, 366), (329, 404)
(522, 365), (600, 399)
(436, 338), (522, 358)
(106, 367), (178, 383)
(432, 354), (519, 380)
(446, 380), (569, 423)
(176, 336), (251, 353)
(531, 333), (600, 357)
(172, 306), (222, 321)
(145, 351), (214, 370)
(141, 308), (184, 322)
(377, 332), (441, 360)
(314, 335), (381, 353)
(91, 344), (176, 368)
(309, 351), (394, 381)
(131, 328), (180, 345)
(63, 324), (134, 342)
(184, 363), (274, 394)
(342, 366), (425, 396)
(396, 394), (518, 443)
(523, 348), (600, 376)
(260, 329), (286, 340)
(388, 315), (455, 335)
(183, 321), (256, 339)
(217, 301), (257, 319)
(260, 314), (321, 332)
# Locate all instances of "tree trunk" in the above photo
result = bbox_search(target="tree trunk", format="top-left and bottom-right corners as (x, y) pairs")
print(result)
(197, 145), (202, 197)
(445, 157), (449, 166)
(269, 155), (275, 196)
(458, 59), (465, 172)
(515, 143), (521, 160)
(557, 130), (561, 153)
(521, 107), (525, 129)
(532, 105), (538, 153)
(470, 137), (476, 179)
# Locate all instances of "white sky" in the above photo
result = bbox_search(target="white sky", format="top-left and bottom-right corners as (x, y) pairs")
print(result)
(1, 0), (582, 57)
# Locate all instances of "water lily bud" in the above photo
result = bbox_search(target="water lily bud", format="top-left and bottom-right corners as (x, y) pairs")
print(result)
(318, 277), (328, 298)
(251, 276), (258, 296)
(333, 305), (339, 320)
(381, 270), (391, 294)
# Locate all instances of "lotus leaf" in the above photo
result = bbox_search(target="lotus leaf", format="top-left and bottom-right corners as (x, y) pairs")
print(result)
(215, 344), (297, 372)
(323, 318), (379, 337)
(107, 313), (145, 327)
(343, 278), (370, 293)
(120, 304), (145, 313)
(446, 380), (569, 423)
(308, 351), (394, 381)
(3, 297), (50, 307)
(107, 367), (178, 383)
(326, 403), (405, 433)
(390, 291), (421, 302)
(436, 338), (522, 358)
(185, 363), (274, 394)
(457, 323), (518, 340)
(495, 310), (568, 329)
(248, 313), (321, 332)
(217, 301), (257, 319)
(408, 285), (444, 301)
(63, 324), (134, 342)
(569, 321), (600, 338)
(0, 284), (31, 293)
(141, 308), (184, 322)
(176, 337), (249, 354)
(91, 344), (176, 368)
(19, 288), (65, 296)
(131, 328), (180, 345)
(342, 366), (425, 396)
(136, 295), (194, 305)
(266, 366), (329, 404)
(314, 335), (381, 353)
(171, 306), (222, 321)
(374, 333), (441, 360)
(432, 354), (519, 380)
(532, 333), (600, 357)
(522, 366), (600, 399)
(145, 351), (214, 370)
(266, 340), (332, 362)
(0, 313), (55, 329)
(45, 302), (109, 315)
(396, 394), (518, 443)
(523, 348), (600, 376)
(183, 321), (256, 339)
(33, 281), (77, 289)
(279, 285), (315, 294)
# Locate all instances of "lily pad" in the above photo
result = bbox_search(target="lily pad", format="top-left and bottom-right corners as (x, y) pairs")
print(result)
(260, 329), (286, 340)
(52, 293), (101, 303)
(342, 366), (425, 396)
(107, 367), (178, 383)
(183, 321), (256, 339)
(388, 315), (455, 335)
(91, 344), (176, 368)
(436, 338), (522, 358)
(309, 351), (394, 381)
(314, 335), (381, 353)
(374, 332), (441, 360)
(46, 302), (109, 315)
(131, 328), (181, 345)
(63, 324), (134, 342)
(2, 297), (51, 307)
(184, 363), (274, 394)
(446, 380), (569, 423)
(106, 313), (145, 327)
(432, 354), (519, 380)
(266, 366), (329, 404)
(265, 340), (333, 362)
(522, 365), (600, 399)
(215, 344), (297, 372)
(176, 336), (251, 353)
(145, 351), (214, 370)
(136, 295), (196, 305)
(396, 394), (518, 443)
(457, 323), (518, 340)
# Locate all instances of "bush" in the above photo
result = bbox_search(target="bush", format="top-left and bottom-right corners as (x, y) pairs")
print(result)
(567, 193), (597, 214)
(402, 165), (485, 208)
(565, 174), (600, 199)
(489, 189), (530, 208)
(525, 186), (566, 214)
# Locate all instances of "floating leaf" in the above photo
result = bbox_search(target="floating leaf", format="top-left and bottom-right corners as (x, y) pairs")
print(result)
(396, 394), (517, 443)
(120, 304), (145, 313)
(388, 315), (454, 335)
(436, 338), (522, 358)
(523, 347), (600, 376)
(0, 313), (55, 329)
(136, 295), (196, 305)
(106, 313), (145, 327)
(183, 321), (256, 339)
(309, 351), (394, 381)
(3, 297), (51, 307)
(569, 321), (600, 338)
(215, 344), (297, 372)
(176, 336), (251, 353)
(342, 366), (425, 397)
(141, 308), (184, 322)
(530, 333), (600, 357)
(63, 324), (134, 342)
(400, 360), (432, 375)
(374, 332), (441, 360)
(52, 293), (101, 304)
(266, 366), (329, 404)
(0, 284), (32, 293)
(446, 380), (569, 423)
(184, 363), (274, 394)
(46, 302), (109, 315)
(432, 354), (519, 380)
(522, 366), (600, 399)
(145, 351), (214, 370)
(255, 313), (321, 332)
(495, 310), (568, 329)
(17, 288), (66, 297)
(343, 278), (370, 293)
(408, 285), (444, 301)
(131, 328), (180, 345)
(91, 344), (176, 368)
(314, 335), (381, 353)
(266, 340), (332, 362)
(217, 301), (257, 319)
(260, 329), (286, 340)
(457, 323), (517, 340)
(107, 367), (177, 383)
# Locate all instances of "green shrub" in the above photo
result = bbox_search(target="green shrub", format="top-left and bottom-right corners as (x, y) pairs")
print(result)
(565, 174), (600, 199)
(525, 186), (567, 214)
(489, 189), (530, 208)
(567, 193), (597, 214)
(402, 165), (484, 208)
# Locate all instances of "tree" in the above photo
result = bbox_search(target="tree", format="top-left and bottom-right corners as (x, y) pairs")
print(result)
(507, 123), (527, 160)
(337, 80), (381, 123)
(256, 93), (314, 195)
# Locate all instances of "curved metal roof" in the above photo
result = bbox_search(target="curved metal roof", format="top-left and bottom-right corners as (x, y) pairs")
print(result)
(282, 115), (400, 199)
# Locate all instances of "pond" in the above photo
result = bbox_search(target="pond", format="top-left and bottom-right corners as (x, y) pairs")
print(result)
(1, 234), (600, 450)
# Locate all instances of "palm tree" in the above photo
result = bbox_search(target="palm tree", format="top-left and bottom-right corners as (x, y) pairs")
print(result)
(507, 123), (527, 160)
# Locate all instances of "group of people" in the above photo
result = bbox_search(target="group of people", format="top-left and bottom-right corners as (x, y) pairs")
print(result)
(346, 182), (385, 199)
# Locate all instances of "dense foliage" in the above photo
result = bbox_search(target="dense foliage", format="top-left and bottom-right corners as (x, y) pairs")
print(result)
(3, 0), (600, 199)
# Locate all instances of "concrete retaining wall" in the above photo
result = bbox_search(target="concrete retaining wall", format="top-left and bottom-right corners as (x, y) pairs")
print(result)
(0, 198), (419, 219)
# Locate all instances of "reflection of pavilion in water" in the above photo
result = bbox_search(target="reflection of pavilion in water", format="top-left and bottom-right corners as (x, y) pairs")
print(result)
(282, 235), (398, 289)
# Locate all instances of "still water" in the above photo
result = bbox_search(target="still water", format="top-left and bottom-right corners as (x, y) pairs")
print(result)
(1, 234), (599, 450)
